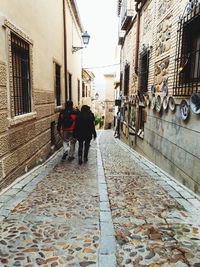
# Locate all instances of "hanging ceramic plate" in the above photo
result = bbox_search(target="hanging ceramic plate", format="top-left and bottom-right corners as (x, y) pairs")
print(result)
(180, 99), (190, 120)
(150, 84), (155, 94)
(168, 96), (176, 112)
(162, 82), (168, 97)
(145, 95), (150, 107)
(163, 96), (168, 111)
(190, 93), (200, 115)
(150, 94), (156, 110)
(155, 95), (162, 113)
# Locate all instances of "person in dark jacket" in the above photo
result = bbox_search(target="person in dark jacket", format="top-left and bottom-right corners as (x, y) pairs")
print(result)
(57, 100), (78, 161)
(74, 105), (97, 165)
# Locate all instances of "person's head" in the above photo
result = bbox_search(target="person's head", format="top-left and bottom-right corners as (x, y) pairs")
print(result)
(65, 100), (73, 110)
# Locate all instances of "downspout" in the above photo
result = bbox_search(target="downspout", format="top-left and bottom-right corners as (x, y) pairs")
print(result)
(134, 2), (141, 145)
(134, 2), (141, 75)
(63, 0), (68, 101)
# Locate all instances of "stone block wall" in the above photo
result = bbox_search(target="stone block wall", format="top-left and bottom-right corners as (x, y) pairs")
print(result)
(123, 0), (200, 195)
(0, 61), (61, 189)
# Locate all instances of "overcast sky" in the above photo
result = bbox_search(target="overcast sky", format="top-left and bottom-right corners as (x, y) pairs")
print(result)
(76, 0), (120, 98)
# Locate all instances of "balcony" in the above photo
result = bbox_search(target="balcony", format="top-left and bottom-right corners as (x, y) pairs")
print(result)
(120, 0), (135, 30)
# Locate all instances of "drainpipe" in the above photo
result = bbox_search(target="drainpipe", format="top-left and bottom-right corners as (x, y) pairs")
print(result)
(63, 0), (68, 101)
(134, 2), (141, 75)
(134, 1), (141, 145)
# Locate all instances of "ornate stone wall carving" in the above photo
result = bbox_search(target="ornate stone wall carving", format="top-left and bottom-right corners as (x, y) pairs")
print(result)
(157, 0), (172, 18)
(156, 13), (172, 56)
(143, 0), (153, 36)
(154, 57), (170, 92)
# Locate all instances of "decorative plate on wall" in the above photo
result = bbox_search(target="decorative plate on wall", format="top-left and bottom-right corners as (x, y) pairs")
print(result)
(190, 92), (200, 114)
(161, 82), (168, 96)
(168, 96), (176, 112)
(155, 95), (162, 113)
(150, 84), (155, 94)
(150, 94), (156, 110)
(180, 99), (190, 120)
(163, 96), (168, 111)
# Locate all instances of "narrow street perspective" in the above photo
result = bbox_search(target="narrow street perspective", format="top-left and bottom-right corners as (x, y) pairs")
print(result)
(0, 0), (200, 266)
(0, 130), (200, 266)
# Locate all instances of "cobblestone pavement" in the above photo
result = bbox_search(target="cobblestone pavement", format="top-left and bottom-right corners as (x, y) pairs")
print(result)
(0, 130), (200, 267)
(99, 131), (200, 267)
(0, 144), (100, 267)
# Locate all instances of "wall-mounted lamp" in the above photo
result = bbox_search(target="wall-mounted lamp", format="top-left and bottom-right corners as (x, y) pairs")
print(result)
(72, 31), (90, 53)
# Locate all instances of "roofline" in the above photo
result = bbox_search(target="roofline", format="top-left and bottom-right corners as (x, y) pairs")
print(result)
(70, 0), (84, 32)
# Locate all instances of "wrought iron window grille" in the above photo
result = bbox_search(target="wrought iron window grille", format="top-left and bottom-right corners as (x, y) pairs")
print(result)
(11, 33), (31, 116)
(138, 48), (150, 94)
(124, 63), (130, 96)
(173, 2), (200, 96)
(55, 64), (61, 106)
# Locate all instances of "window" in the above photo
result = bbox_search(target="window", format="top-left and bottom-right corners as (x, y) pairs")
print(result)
(68, 73), (72, 100)
(86, 86), (88, 97)
(124, 64), (130, 96)
(78, 79), (80, 104)
(55, 63), (61, 106)
(82, 82), (85, 97)
(138, 49), (149, 93)
(173, 4), (200, 96)
(11, 33), (31, 116)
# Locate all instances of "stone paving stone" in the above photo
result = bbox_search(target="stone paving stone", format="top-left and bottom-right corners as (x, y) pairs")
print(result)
(0, 143), (100, 266)
(99, 130), (200, 266)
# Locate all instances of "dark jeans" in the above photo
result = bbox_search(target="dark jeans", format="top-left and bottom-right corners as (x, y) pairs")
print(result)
(78, 140), (91, 159)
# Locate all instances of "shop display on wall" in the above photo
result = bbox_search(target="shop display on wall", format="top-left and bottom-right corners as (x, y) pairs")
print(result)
(168, 96), (176, 112)
(161, 82), (168, 96)
(150, 94), (156, 110)
(155, 95), (162, 112)
(190, 92), (200, 114)
(145, 94), (150, 107)
(150, 84), (155, 94)
(180, 99), (190, 120)
(163, 96), (168, 111)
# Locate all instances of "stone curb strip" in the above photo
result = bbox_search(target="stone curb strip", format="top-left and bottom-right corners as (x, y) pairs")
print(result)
(115, 138), (200, 223)
(0, 148), (63, 221)
(97, 132), (116, 267)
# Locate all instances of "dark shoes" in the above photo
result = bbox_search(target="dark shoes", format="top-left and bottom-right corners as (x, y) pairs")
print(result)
(62, 152), (68, 160)
(68, 156), (75, 161)
(78, 156), (82, 165)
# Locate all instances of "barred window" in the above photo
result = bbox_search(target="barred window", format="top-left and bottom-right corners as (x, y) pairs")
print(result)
(68, 73), (72, 100)
(78, 79), (80, 103)
(138, 49), (149, 94)
(55, 63), (61, 106)
(11, 33), (31, 116)
(124, 64), (130, 96)
(82, 82), (85, 97)
(173, 4), (200, 96)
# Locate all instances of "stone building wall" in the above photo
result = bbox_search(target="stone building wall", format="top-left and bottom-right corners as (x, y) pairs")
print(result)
(134, 0), (200, 195)
(0, 0), (82, 189)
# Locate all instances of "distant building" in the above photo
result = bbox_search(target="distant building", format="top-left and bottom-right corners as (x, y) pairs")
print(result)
(81, 69), (95, 108)
(104, 73), (116, 129)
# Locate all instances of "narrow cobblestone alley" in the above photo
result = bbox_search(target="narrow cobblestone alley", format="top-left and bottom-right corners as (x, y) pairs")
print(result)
(0, 130), (200, 267)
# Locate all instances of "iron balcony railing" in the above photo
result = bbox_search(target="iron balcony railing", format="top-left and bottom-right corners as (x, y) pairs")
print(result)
(120, 0), (135, 30)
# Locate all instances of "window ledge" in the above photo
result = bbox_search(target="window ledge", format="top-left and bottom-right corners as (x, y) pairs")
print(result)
(54, 105), (63, 112)
(9, 112), (37, 127)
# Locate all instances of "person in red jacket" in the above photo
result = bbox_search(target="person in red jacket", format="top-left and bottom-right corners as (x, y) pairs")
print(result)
(57, 100), (78, 161)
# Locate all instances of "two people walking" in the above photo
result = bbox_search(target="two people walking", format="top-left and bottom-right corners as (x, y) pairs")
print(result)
(57, 100), (96, 164)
